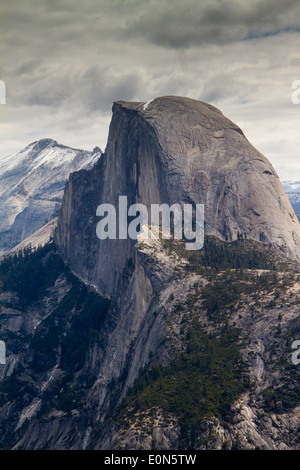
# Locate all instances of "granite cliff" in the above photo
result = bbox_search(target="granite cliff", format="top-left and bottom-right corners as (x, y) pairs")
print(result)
(0, 97), (299, 450)
(56, 96), (300, 297)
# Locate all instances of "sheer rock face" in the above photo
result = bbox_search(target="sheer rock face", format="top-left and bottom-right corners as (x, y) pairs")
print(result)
(55, 96), (300, 296)
(1, 97), (300, 451)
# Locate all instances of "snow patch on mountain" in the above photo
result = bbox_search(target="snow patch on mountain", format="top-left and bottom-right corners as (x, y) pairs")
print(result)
(0, 139), (101, 254)
(282, 181), (300, 194)
(143, 99), (154, 111)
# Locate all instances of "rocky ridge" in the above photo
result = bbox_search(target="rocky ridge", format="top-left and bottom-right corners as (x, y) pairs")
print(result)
(0, 139), (101, 254)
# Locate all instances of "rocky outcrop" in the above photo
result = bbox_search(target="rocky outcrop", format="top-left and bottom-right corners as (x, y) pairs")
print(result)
(9, 217), (58, 254)
(56, 96), (300, 298)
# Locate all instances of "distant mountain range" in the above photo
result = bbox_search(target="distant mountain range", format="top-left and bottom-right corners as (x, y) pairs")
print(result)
(282, 181), (300, 219)
(0, 139), (101, 254)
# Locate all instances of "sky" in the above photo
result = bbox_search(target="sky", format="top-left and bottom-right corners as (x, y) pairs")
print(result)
(1, 0), (300, 180)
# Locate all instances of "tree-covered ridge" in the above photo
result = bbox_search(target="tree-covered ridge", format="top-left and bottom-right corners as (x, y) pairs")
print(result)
(0, 242), (111, 422)
(118, 323), (249, 428)
(30, 271), (111, 374)
(117, 234), (300, 436)
(162, 235), (294, 272)
(0, 242), (64, 305)
(0, 235), (299, 449)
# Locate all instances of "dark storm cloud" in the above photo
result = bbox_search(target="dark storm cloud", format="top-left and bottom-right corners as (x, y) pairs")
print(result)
(201, 74), (249, 104)
(80, 66), (146, 112)
(122, 0), (300, 48)
(1, 0), (300, 179)
(0, 0), (149, 112)
(3, 0), (299, 57)
(12, 64), (145, 112)
(2, 0), (299, 112)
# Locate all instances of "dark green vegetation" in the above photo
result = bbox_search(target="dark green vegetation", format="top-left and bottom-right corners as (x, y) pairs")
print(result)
(31, 270), (110, 374)
(262, 386), (300, 413)
(200, 269), (294, 321)
(126, 235), (300, 429)
(0, 243), (64, 305)
(0, 242), (111, 415)
(118, 323), (250, 427)
(164, 235), (298, 322)
(162, 235), (292, 272)
(0, 235), (299, 448)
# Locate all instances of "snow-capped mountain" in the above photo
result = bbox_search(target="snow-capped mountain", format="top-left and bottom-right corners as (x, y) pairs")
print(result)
(0, 139), (101, 254)
(282, 181), (300, 193)
(282, 181), (300, 219)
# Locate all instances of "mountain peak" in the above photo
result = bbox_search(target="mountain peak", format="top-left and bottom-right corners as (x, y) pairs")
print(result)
(114, 95), (224, 115)
(0, 139), (101, 253)
(114, 95), (245, 149)
(31, 138), (58, 151)
(56, 96), (300, 299)
(92, 146), (102, 155)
